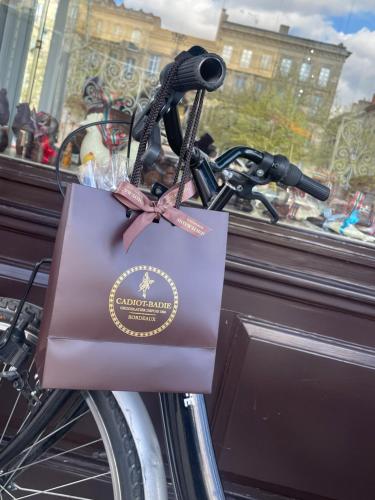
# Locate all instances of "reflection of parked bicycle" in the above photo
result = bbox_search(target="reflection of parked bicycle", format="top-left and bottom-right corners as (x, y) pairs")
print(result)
(0, 49), (329, 499)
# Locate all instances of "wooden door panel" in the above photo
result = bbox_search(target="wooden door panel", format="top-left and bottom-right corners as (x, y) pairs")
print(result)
(211, 315), (375, 500)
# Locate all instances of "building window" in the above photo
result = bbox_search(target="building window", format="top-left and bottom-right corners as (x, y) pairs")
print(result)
(235, 75), (246, 90)
(299, 62), (311, 81)
(318, 67), (331, 87)
(113, 24), (121, 35)
(240, 49), (252, 68)
(255, 81), (264, 93)
(280, 57), (292, 76)
(311, 95), (323, 115)
(260, 54), (272, 70)
(147, 54), (160, 75)
(222, 45), (233, 63)
(123, 57), (135, 79)
(131, 29), (141, 45)
(96, 20), (103, 33)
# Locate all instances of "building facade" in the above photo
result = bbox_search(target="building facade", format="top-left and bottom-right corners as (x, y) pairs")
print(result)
(61, 1), (350, 127)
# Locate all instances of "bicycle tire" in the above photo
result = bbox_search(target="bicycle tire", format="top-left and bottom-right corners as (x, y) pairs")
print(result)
(0, 297), (144, 500)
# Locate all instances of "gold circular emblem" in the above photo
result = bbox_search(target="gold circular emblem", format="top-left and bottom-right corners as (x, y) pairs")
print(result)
(109, 265), (178, 337)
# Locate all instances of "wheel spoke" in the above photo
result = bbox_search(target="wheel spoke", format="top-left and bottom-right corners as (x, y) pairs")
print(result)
(13, 471), (111, 499)
(2, 431), (44, 490)
(14, 485), (96, 499)
(0, 439), (102, 479)
(0, 392), (22, 448)
(0, 483), (17, 500)
(2, 409), (90, 488)
(0, 356), (37, 446)
(21, 410), (90, 455)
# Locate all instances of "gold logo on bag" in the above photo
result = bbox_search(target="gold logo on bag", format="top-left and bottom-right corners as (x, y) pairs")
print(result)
(138, 272), (154, 299)
(109, 265), (178, 337)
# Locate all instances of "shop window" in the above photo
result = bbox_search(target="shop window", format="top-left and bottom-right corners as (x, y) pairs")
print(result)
(0, 0), (374, 245)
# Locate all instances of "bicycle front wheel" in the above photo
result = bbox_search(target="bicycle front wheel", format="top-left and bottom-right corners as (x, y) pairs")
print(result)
(0, 298), (144, 500)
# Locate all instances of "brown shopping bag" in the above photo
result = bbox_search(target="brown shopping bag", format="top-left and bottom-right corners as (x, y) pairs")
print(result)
(36, 180), (228, 393)
(37, 47), (228, 393)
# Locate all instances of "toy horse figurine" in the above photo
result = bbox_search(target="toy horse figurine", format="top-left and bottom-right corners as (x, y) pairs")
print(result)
(32, 111), (59, 164)
(0, 88), (10, 152)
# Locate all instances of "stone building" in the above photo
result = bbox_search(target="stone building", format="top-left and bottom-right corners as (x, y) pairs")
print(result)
(217, 11), (350, 123)
(68, 1), (350, 126)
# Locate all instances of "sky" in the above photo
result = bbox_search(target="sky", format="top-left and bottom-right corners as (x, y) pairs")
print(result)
(117, 0), (375, 110)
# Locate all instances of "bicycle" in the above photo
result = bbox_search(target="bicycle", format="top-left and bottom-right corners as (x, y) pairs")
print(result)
(0, 48), (329, 499)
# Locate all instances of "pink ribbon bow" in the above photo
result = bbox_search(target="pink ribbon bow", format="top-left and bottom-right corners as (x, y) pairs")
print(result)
(113, 180), (211, 251)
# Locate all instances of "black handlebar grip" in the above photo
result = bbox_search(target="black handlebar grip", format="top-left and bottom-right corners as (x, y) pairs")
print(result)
(296, 173), (330, 201)
(272, 157), (330, 202)
(163, 53), (226, 93)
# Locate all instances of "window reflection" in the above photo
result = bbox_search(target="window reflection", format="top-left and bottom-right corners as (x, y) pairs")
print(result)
(222, 45), (233, 63)
(280, 58), (292, 76)
(240, 49), (252, 68)
(299, 62), (311, 81)
(318, 67), (331, 87)
(0, 0), (374, 244)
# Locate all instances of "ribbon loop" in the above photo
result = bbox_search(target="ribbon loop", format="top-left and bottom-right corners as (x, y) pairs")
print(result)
(113, 180), (211, 251)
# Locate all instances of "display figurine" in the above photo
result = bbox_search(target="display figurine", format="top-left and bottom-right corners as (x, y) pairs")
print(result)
(78, 76), (136, 183)
(12, 104), (59, 165)
(32, 111), (59, 165)
(12, 103), (35, 158)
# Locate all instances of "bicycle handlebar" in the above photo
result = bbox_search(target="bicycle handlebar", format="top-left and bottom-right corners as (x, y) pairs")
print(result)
(160, 46), (226, 93)
(270, 155), (329, 201)
(171, 53), (226, 92)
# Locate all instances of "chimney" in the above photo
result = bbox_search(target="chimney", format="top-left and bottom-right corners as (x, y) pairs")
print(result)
(279, 24), (290, 35)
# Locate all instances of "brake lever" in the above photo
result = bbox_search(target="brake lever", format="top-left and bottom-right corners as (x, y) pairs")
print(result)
(248, 191), (279, 223)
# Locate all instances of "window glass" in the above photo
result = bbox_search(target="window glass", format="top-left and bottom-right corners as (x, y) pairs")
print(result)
(310, 95), (323, 115)
(318, 67), (331, 87)
(130, 29), (141, 45)
(280, 57), (292, 76)
(1, 0), (375, 245)
(123, 57), (136, 79)
(299, 62), (311, 81)
(235, 74), (246, 90)
(260, 54), (272, 70)
(222, 45), (233, 63)
(147, 54), (160, 75)
(240, 49), (252, 68)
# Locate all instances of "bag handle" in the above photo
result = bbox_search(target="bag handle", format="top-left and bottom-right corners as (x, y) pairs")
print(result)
(129, 51), (192, 188)
(173, 89), (205, 208)
(130, 51), (206, 208)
